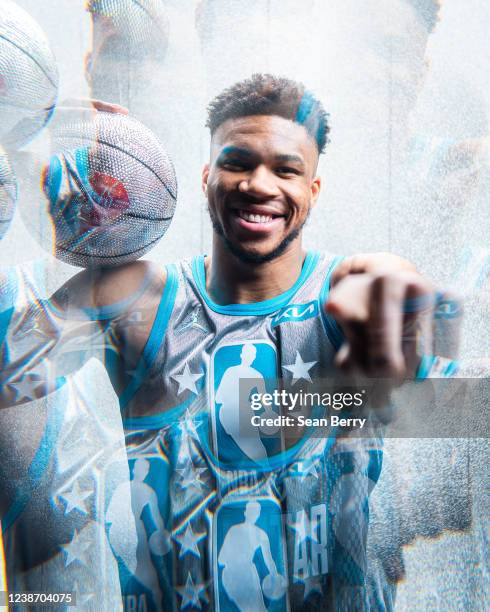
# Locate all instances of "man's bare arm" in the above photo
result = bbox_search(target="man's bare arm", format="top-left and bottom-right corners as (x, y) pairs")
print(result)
(0, 260), (165, 408)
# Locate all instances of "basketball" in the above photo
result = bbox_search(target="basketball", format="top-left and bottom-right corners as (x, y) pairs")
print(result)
(0, 0), (59, 149)
(0, 147), (17, 241)
(86, 0), (169, 59)
(40, 110), (177, 268)
(262, 573), (287, 600)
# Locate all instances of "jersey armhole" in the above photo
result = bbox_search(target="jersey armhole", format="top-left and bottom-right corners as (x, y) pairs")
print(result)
(118, 264), (179, 410)
(318, 256), (345, 350)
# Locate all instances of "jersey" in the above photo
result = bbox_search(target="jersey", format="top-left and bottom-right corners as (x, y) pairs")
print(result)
(107, 252), (386, 612)
(0, 262), (127, 611)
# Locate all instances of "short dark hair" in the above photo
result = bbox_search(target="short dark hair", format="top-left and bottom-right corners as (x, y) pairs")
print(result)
(206, 74), (330, 154)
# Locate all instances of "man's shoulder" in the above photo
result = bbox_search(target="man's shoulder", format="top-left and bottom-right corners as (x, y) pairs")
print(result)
(52, 260), (167, 317)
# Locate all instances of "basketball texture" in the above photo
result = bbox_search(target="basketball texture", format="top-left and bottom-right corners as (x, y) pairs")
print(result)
(42, 111), (177, 268)
(87, 0), (169, 59)
(0, 147), (17, 241)
(0, 0), (59, 149)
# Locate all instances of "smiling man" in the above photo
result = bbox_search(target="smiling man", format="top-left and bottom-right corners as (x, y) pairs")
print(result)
(0, 74), (456, 611)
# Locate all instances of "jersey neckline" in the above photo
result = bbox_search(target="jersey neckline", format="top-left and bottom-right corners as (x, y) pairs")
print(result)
(191, 251), (321, 316)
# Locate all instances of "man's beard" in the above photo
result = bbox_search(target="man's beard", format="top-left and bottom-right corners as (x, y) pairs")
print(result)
(209, 206), (309, 265)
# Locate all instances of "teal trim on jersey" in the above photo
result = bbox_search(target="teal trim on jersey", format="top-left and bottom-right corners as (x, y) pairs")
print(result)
(119, 264), (179, 410)
(191, 251), (321, 315)
(2, 383), (65, 533)
(319, 255), (345, 350)
(122, 379), (206, 429)
(444, 360), (459, 377)
(416, 355), (436, 380)
(415, 355), (459, 380)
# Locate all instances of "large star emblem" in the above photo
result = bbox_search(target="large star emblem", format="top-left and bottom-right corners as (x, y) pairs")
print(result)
(171, 363), (204, 395)
(174, 524), (206, 559)
(282, 351), (317, 384)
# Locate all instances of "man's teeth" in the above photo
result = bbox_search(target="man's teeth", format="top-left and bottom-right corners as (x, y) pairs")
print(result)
(238, 210), (274, 223)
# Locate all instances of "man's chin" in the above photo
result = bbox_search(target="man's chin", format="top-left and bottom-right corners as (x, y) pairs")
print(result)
(221, 232), (301, 265)
(209, 210), (304, 265)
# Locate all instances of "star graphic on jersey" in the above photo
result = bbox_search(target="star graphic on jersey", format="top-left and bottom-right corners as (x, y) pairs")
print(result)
(177, 573), (207, 610)
(178, 409), (201, 439)
(282, 351), (317, 384)
(172, 363), (204, 395)
(296, 460), (319, 482)
(61, 529), (91, 567)
(176, 463), (207, 492)
(7, 374), (43, 402)
(302, 574), (323, 600)
(174, 524), (206, 559)
(59, 481), (92, 515)
(288, 509), (318, 545)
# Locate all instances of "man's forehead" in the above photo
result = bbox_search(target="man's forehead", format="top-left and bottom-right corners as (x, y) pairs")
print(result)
(211, 115), (318, 158)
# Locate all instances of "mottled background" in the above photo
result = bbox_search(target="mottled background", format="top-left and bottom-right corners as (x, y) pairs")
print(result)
(1, 1), (488, 609)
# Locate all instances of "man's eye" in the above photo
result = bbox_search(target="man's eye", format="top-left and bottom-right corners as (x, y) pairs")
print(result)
(222, 160), (246, 171)
(277, 167), (299, 175)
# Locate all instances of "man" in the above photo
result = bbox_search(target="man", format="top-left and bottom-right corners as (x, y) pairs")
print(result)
(1, 74), (454, 610)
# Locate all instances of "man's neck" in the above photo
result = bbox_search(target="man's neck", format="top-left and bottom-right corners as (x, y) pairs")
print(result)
(205, 239), (306, 305)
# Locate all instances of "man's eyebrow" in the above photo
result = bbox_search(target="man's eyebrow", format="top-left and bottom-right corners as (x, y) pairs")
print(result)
(274, 154), (305, 166)
(219, 146), (252, 158)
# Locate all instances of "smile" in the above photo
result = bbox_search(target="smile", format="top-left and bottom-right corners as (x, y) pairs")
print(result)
(237, 210), (280, 224)
(231, 208), (287, 235)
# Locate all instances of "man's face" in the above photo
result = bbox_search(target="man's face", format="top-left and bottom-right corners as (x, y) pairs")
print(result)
(202, 115), (321, 264)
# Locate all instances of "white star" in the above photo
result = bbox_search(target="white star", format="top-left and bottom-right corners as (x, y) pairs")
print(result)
(178, 409), (200, 439)
(175, 463), (207, 492)
(61, 529), (91, 567)
(177, 573), (206, 610)
(282, 352), (317, 384)
(289, 509), (311, 544)
(302, 574), (323, 599)
(174, 524), (206, 559)
(8, 375), (42, 402)
(288, 509), (318, 545)
(296, 461), (319, 482)
(172, 363), (204, 395)
(59, 481), (92, 515)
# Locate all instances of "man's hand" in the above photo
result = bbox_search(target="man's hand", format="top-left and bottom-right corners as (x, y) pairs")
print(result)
(326, 253), (461, 381)
(327, 269), (435, 380)
(330, 252), (417, 287)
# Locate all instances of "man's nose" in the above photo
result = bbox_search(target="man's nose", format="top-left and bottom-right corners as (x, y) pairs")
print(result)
(238, 165), (280, 198)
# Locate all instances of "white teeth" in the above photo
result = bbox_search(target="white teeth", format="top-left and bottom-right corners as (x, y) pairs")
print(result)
(238, 210), (274, 223)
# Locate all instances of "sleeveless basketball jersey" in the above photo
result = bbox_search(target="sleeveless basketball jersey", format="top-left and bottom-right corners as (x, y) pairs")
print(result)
(0, 262), (125, 611)
(110, 252), (385, 612)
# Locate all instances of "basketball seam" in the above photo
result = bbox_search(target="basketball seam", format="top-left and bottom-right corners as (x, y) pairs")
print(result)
(56, 135), (177, 200)
(124, 212), (174, 221)
(0, 33), (57, 88)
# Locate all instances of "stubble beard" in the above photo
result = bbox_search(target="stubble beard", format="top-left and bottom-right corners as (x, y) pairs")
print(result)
(208, 205), (310, 265)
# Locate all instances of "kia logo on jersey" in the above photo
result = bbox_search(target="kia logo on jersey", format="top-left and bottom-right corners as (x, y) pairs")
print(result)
(271, 301), (319, 327)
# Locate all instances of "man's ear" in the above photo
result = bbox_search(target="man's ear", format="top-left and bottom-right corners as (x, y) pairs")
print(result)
(202, 163), (210, 196)
(310, 176), (321, 208)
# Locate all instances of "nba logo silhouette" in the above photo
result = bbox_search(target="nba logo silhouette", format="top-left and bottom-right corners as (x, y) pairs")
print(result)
(214, 499), (288, 611)
(210, 340), (280, 468)
(105, 456), (172, 611)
